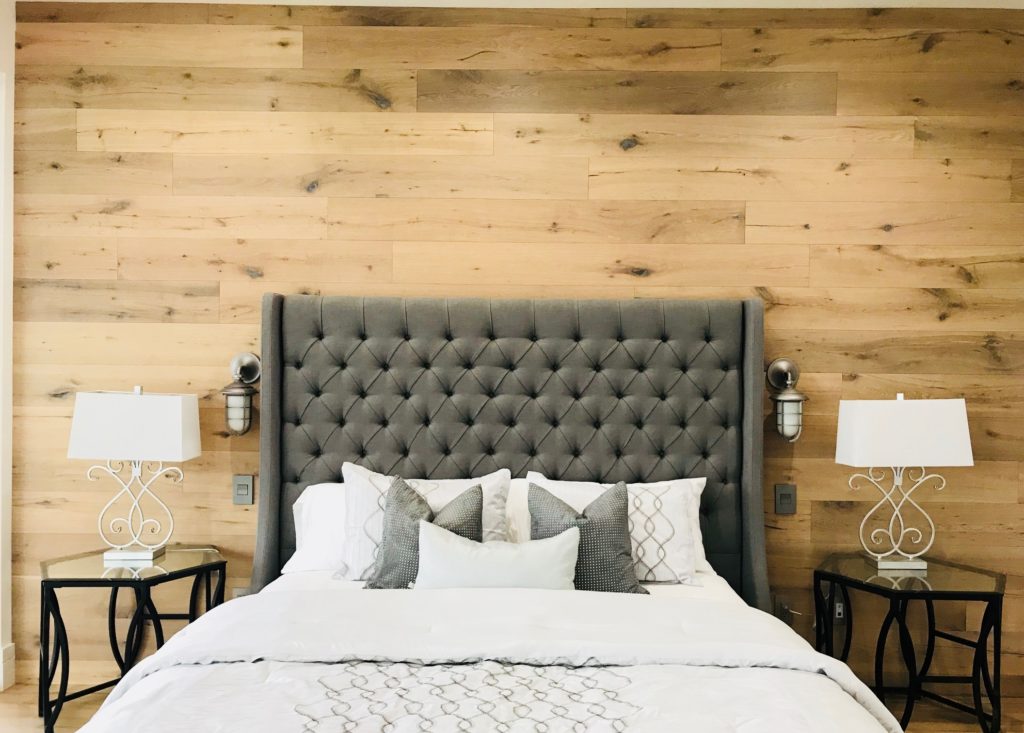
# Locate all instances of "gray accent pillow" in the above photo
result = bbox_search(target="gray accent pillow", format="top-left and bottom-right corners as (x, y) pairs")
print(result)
(366, 477), (483, 590)
(529, 482), (648, 595)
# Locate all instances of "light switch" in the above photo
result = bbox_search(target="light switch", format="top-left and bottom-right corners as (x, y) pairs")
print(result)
(233, 474), (254, 505)
(774, 483), (796, 515)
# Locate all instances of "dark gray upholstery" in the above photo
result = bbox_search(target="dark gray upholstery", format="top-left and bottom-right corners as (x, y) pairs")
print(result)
(253, 295), (769, 610)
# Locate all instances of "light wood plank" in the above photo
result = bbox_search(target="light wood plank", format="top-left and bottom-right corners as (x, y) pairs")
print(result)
(809, 245), (1024, 289)
(173, 154), (587, 199)
(117, 238), (392, 282)
(14, 237), (116, 280)
(326, 198), (744, 243)
(12, 5), (1024, 686)
(765, 329), (1024, 375)
(209, 5), (629, 27)
(16, 65), (416, 112)
(14, 279), (219, 323)
(78, 110), (492, 155)
(392, 242), (808, 287)
(647, 286), (1024, 332)
(915, 117), (1024, 159)
(839, 373), (1024, 417)
(747, 202), (1024, 245)
(590, 157), (1009, 202)
(418, 70), (838, 115)
(625, 8), (1024, 29)
(17, 3), (209, 24)
(723, 28), (1024, 73)
(219, 280), (639, 323)
(495, 114), (914, 159)
(16, 23), (302, 68)
(14, 150), (172, 195)
(15, 194), (328, 239)
(13, 108), (75, 150)
(305, 27), (721, 71)
(14, 322), (258, 366)
(837, 72), (1024, 116)
(14, 364), (227, 413)
(767, 458), (1021, 504)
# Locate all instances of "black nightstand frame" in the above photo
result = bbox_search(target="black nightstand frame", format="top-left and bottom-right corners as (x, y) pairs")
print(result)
(814, 560), (1002, 733)
(38, 555), (226, 733)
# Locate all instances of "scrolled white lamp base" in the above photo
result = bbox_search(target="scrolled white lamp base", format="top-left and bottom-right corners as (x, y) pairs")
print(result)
(849, 466), (946, 573)
(88, 459), (181, 566)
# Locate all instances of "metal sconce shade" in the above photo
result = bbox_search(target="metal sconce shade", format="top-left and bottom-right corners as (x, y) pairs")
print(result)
(221, 352), (261, 436)
(767, 358), (807, 443)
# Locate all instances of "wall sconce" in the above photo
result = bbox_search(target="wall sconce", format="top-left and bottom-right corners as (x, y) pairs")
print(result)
(766, 357), (807, 443)
(221, 352), (261, 436)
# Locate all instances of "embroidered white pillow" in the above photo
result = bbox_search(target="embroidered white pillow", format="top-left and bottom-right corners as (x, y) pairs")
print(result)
(281, 483), (347, 574)
(522, 472), (708, 583)
(415, 522), (579, 591)
(339, 464), (511, 580)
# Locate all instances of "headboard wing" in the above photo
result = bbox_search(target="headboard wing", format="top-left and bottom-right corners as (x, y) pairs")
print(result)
(253, 295), (768, 609)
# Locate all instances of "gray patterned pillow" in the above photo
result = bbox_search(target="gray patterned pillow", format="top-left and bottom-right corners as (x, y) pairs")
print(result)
(529, 482), (648, 595)
(366, 477), (483, 590)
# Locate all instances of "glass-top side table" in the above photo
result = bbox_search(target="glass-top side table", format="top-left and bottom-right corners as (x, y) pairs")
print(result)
(814, 553), (1004, 733)
(39, 544), (227, 733)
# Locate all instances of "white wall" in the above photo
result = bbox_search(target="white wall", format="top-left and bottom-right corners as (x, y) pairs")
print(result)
(1, 0), (14, 691)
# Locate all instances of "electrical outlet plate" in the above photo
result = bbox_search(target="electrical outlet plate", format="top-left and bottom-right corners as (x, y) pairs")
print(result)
(774, 483), (797, 515)
(232, 474), (254, 505)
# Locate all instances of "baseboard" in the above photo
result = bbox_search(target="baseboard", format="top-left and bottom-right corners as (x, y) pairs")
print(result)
(1, 642), (15, 691)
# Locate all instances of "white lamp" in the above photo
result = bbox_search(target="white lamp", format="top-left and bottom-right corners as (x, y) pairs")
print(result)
(835, 394), (973, 573)
(68, 386), (201, 565)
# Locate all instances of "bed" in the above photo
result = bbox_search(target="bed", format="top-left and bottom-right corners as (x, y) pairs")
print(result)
(80, 296), (900, 732)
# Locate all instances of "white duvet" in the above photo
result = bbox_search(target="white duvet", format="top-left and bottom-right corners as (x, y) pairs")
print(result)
(82, 588), (901, 732)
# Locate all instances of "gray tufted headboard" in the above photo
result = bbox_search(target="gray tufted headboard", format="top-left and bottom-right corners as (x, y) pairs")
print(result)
(252, 295), (769, 610)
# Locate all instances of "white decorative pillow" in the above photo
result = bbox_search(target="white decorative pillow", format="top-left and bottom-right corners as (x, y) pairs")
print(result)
(415, 522), (579, 590)
(339, 464), (511, 580)
(522, 472), (709, 582)
(281, 483), (346, 574)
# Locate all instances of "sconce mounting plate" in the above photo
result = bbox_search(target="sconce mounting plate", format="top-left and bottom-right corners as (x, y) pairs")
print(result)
(766, 357), (800, 390)
(231, 352), (262, 385)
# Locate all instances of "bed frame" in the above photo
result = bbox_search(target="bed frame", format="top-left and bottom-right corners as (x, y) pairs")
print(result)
(251, 295), (770, 610)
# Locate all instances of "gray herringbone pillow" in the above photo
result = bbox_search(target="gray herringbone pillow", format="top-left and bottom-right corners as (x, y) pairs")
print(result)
(366, 477), (483, 590)
(529, 482), (648, 594)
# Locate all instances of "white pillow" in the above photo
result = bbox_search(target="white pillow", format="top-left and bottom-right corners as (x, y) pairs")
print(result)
(520, 471), (710, 581)
(281, 483), (346, 574)
(339, 464), (511, 580)
(415, 521), (579, 590)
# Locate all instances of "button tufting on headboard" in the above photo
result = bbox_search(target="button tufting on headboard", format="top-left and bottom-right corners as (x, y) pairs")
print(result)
(254, 295), (769, 611)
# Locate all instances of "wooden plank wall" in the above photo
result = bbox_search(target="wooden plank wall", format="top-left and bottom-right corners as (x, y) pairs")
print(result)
(11, 2), (1024, 693)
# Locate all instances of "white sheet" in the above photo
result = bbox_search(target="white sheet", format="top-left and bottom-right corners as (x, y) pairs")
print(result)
(82, 584), (899, 733)
(262, 568), (746, 606)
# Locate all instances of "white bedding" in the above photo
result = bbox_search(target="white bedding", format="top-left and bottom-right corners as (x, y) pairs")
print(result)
(263, 568), (748, 606)
(81, 583), (900, 732)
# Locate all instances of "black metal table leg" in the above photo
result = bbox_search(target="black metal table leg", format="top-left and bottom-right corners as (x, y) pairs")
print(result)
(213, 565), (226, 606)
(38, 584), (48, 717)
(839, 583), (853, 662)
(40, 587), (70, 733)
(895, 598), (920, 729)
(973, 597), (1001, 733)
(123, 586), (149, 670)
(874, 599), (898, 703)
(108, 586), (126, 674)
(188, 570), (204, 622)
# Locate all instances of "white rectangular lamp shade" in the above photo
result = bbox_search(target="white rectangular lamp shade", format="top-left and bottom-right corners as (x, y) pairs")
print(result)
(835, 398), (973, 468)
(68, 391), (201, 462)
